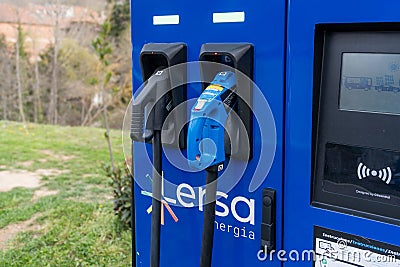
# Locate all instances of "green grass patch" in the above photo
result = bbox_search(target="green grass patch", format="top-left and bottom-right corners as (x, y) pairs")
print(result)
(0, 121), (131, 266)
(0, 188), (34, 210)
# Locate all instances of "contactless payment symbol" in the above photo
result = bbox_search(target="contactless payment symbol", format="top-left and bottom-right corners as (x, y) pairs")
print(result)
(141, 174), (179, 225)
(357, 162), (392, 184)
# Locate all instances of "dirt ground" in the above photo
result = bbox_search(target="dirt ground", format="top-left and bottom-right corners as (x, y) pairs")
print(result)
(0, 214), (42, 250)
(0, 170), (41, 192)
(0, 147), (75, 250)
(0, 167), (62, 249)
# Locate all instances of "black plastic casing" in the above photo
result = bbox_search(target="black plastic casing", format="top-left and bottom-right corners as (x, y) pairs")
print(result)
(135, 43), (187, 149)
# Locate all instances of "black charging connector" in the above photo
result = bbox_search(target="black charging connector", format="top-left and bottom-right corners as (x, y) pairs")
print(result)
(130, 43), (187, 267)
(139, 43), (187, 149)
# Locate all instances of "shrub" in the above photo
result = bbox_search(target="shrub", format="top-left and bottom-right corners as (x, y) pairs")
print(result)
(105, 162), (132, 227)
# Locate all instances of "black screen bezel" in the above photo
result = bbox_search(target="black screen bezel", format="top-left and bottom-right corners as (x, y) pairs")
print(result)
(312, 23), (400, 225)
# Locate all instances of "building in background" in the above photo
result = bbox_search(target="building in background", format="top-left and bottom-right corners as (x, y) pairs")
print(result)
(0, 3), (105, 60)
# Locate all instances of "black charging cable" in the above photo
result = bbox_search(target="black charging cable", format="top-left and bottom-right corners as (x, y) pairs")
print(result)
(131, 144), (137, 267)
(200, 165), (218, 267)
(150, 130), (162, 267)
(132, 131), (162, 267)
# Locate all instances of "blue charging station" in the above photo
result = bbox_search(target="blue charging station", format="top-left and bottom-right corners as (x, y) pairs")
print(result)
(130, 0), (400, 266)
(130, 1), (285, 266)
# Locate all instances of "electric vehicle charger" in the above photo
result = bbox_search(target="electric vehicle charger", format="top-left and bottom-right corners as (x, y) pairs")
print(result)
(187, 71), (238, 267)
(131, 67), (173, 267)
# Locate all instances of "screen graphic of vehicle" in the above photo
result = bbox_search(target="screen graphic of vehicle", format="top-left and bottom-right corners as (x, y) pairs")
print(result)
(340, 53), (400, 115)
(344, 77), (373, 90)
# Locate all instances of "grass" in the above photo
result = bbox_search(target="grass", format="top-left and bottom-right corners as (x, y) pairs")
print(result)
(0, 121), (131, 267)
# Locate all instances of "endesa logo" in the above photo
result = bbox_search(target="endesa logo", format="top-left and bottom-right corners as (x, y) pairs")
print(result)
(141, 173), (255, 226)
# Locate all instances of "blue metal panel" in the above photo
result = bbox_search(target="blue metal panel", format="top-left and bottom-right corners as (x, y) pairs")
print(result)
(285, 0), (400, 265)
(131, 1), (286, 266)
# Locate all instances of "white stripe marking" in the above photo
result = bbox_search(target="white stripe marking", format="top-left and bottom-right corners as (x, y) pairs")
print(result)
(153, 15), (180, 25)
(213, 12), (245, 23)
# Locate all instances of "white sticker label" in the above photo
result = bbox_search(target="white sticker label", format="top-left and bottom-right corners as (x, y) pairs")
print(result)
(194, 99), (207, 110)
(213, 12), (245, 24)
(314, 226), (400, 267)
(153, 15), (180, 25)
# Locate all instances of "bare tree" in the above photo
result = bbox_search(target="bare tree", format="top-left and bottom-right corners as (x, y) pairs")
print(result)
(0, 66), (8, 120)
(33, 48), (42, 123)
(92, 21), (115, 170)
(47, 0), (61, 124)
(0, 79), (7, 120)
(15, 21), (26, 125)
(0, 36), (9, 120)
(46, 0), (101, 125)
(0, 0), (114, 126)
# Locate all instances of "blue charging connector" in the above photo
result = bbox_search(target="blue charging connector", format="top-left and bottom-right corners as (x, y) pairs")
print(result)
(187, 71), (237, 170)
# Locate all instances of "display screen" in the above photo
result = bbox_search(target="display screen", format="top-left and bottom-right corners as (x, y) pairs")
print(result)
(340, 53), (400, 115)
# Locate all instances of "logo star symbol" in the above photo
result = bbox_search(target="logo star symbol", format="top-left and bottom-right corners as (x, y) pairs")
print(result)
(141, 174), (179, 225)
